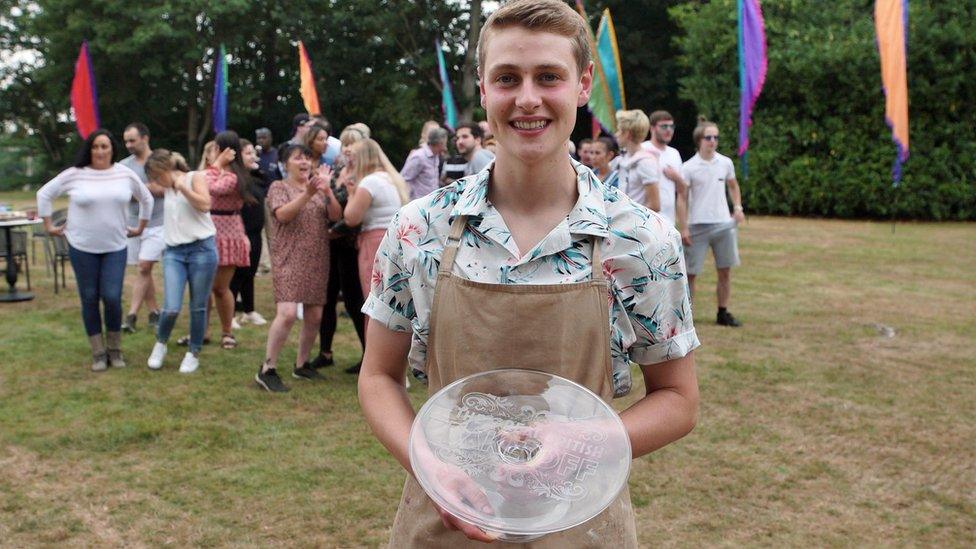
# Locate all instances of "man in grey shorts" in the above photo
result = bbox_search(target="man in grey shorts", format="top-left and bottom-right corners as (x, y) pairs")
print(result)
(678, 119), (745, 326)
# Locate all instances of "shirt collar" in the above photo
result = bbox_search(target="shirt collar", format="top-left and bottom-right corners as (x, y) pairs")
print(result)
(451, 158), (610, 240)
(421, 144), (436, 158)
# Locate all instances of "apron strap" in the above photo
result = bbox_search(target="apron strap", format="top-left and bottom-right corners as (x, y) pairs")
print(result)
(590, 235), (605, 283)
(439, 215), (467, 275)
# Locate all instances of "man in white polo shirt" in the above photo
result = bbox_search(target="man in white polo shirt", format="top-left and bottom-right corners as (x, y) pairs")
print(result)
(679, 119), (745, 327)
(642, 110), (686, 226)
(120, 122), (164, 332)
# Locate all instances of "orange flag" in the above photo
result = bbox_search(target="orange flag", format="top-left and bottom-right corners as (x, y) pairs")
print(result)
(875, 0), (909, 183)
(298, 41), (321, 115)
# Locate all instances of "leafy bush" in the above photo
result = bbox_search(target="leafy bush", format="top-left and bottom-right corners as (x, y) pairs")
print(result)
(671, 0), (976, 220)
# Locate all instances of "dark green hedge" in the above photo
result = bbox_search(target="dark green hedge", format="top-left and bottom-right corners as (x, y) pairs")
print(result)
(671, 0), (975, 220)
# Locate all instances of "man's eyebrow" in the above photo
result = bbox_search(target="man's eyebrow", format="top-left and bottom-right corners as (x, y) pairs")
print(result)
(487, 63), (570, 73)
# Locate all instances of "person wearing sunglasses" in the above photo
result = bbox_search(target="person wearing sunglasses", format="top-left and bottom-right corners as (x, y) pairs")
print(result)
(641, 111), (686, 226)
(678, 117), (745, 327)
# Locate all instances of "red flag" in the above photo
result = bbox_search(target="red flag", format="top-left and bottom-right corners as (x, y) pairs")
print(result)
(298, 41), (321, 115)
(70, 41), (100, 138)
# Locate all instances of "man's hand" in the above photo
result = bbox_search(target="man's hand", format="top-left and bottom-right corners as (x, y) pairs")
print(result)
(733, 208), (745, 224)
(126, 226), (143, 238)
(680, 228), (692, 247)
(427, 463), (497, 543)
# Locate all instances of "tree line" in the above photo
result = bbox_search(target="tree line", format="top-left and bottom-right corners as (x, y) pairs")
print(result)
(1, 1), (973, 219)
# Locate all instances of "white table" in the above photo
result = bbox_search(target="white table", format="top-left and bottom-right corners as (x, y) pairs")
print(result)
(1, 218), (43, 302)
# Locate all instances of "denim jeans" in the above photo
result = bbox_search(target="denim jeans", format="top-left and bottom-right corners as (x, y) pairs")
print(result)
(68, 245), (128, 336)
(156, 236), (218, 353)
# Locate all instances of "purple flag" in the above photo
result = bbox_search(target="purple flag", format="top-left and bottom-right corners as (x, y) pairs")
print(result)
(738, 0), (768, 158)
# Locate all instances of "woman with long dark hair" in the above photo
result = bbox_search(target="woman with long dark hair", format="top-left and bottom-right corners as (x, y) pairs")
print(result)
(229, 138), (269, 327)
(205, 130), (256, 349)
(309, 125), (369, 372)
(36, 129), (154, 371)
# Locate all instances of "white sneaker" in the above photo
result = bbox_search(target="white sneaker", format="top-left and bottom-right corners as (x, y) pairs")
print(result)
(245, 311), (268, 326)
(179, 352), (199, 373)
(147, 342), (167, 370)
(231, 317), (242, 330)
(297, 303), (304, 320)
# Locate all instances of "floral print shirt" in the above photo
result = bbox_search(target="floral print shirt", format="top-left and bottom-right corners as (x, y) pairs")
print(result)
(362, 160), (699, 397)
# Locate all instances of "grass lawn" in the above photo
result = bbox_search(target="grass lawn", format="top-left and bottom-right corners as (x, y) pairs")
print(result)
(1, 198), (973, 546)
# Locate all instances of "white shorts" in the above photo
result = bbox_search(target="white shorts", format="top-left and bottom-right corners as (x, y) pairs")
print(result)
(126, 225), (165, 265)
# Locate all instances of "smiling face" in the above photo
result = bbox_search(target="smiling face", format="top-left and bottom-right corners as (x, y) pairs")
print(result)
(90, 135), (114, 169)
(480, 27), (592, 167)
(311, 130), (328, 156)
(242, 144), (259, 170)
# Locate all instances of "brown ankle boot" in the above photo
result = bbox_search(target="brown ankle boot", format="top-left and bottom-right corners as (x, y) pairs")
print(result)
(105, 331), (126, 368)
(89, 334), (107, 372)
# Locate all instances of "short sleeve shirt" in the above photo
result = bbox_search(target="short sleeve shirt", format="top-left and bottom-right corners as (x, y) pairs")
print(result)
(362, 160), (699, 397)
(681, 152), (736, 224)
(612, 150), (660, 208)
(358, 172), (402, 232)
(641, 142), (683, 225)
(121, 155), (165, 227)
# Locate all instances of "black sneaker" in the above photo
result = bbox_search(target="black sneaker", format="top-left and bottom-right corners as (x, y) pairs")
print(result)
(308, 354), (334, 370)
(293, 362), (323, 380)
(256, 367), (290, 393)
(344, 361), (362, 375)
(148, 309), (161, 327)
(121, 313), (137, 333)
(716, 310), (742, 327)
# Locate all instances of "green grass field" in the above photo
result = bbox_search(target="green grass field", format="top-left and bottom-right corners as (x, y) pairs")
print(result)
(1, 197), (973, 546)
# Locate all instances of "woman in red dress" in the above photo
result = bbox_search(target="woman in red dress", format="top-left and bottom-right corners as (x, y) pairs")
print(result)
(205, 131), (256, 349)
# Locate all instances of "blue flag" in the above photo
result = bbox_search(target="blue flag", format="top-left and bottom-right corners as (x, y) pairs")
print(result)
(212, 44), (228, 134)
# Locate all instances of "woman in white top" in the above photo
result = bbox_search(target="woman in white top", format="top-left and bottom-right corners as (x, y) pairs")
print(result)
(341, 138), (409, 302)
(143, 149), (218, 373)
(36, 129), (154, 372)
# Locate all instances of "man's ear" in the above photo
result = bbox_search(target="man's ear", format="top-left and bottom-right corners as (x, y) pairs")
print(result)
(578, 61), (594, 107)
(479, 69), (487, 109)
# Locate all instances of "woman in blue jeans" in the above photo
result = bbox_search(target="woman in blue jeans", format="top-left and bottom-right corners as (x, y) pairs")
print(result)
(144, 149), (218, 373)
(37, 129), (154, 372)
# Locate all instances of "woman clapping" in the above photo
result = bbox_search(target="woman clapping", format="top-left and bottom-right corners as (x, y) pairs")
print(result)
(256, 144), (341, 393)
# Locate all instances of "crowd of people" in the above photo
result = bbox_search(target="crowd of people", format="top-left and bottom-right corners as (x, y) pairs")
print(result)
(36, 106), (744, 385)
(37, 46), (743, 394)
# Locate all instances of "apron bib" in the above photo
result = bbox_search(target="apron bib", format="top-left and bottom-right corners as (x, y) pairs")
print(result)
(388, 215), (638, 548)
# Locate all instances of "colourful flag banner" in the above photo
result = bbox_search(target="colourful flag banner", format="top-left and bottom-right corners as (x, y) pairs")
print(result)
(70, 41), (100, 139)
(737, 0), (768, 160)
(596, 9), (625, 112)
(212, 44), (228, 134)
(435, 39), (458, 131)
(575, 1), (615, 137)
(298, 41), (321, 115)
(875, 0), (909, 184)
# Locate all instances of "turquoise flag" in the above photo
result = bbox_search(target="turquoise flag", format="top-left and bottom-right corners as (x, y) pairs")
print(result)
(435, 39), (458, 131)
(596, 9), (625, 111)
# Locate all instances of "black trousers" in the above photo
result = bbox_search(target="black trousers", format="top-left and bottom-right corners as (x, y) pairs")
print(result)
(231, 229), (263, 313)
(320, 238), (366, 355)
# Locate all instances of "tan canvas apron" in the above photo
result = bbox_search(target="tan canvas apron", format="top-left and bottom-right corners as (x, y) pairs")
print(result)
(388, 215), (638, 548)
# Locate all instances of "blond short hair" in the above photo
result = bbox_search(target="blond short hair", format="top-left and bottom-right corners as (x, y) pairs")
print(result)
(616, 109), (650, 143)
(477, 0), (591, 77)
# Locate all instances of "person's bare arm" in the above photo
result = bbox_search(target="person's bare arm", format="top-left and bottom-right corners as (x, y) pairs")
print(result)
(619, 352), (699, 458)
(643, 182), (661, 212)
(358, 321), (415, 471)
(180, 172), (212, 212)
(343, 181), (373, 227)
(676, 183), (691, 246)
(727, 177), (745, 223)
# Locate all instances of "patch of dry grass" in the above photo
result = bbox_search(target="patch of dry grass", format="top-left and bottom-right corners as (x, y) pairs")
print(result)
(1, 212), (973, 546)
